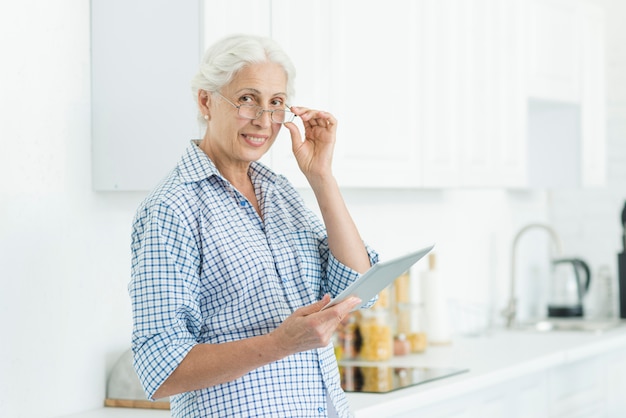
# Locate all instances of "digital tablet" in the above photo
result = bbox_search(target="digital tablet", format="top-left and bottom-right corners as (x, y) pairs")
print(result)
(322, 244), (435, 311)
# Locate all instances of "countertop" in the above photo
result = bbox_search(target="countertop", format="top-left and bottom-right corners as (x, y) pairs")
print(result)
(62, 324), (626, 418)
(345, 323), (626, 417)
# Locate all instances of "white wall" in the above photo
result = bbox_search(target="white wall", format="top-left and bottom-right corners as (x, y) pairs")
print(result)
(0, 2), (146, 417)
(0, 1), (622, 417)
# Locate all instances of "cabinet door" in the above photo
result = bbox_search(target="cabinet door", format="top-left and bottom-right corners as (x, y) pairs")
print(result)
(528, 0), (581, 103)
(579, 0), (606, 187)
(458, 0), (527, 188)
(525, 0), (606, 189)
(548, 356), (606, 418)
(273, 0), (528, 190)
(269, 0), (333, 188)
(605, 348), (626, 418)
(418, 0), (462, 188)
(420, 0), (527, 188)
(326, 0), (422, 188)
(408, 371), (548, 418)
(91, 0), (201, 191)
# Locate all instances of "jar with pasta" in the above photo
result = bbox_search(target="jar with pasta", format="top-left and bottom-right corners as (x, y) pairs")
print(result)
(358, 308), (393, 361)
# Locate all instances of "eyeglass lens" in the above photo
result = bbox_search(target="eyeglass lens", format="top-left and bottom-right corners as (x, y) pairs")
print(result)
(238, 105), (295, 124)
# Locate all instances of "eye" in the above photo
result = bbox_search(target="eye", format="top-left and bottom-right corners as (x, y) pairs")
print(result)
(270, 98), (285, 108)
(238, 95), (256, 105)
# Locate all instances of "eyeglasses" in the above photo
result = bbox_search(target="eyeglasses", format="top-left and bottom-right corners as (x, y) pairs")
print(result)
(215, 92), (296, 124)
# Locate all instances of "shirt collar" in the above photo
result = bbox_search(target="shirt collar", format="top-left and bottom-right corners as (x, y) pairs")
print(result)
(178, 140), (282, 187)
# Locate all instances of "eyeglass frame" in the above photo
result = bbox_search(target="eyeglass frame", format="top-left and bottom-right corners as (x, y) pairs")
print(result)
(214, 91), (296, 124)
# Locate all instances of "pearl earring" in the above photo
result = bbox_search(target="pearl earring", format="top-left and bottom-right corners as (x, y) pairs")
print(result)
(203, 114), (209, 121)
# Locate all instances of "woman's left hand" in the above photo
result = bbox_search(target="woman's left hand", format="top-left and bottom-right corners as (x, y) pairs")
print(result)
(283, 107), (337, 180)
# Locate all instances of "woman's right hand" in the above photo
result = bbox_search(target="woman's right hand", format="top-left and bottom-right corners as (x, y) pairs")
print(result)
(268, 294), (361, 356)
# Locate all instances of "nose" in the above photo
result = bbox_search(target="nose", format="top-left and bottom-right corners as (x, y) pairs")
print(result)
(252, 110), (273, 127)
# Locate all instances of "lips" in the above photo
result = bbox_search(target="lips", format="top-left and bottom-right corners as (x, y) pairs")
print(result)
(242, 134), (268, 147)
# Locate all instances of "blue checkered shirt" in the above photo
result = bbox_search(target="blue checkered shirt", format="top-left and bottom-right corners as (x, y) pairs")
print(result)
(129, 141), (378, 417)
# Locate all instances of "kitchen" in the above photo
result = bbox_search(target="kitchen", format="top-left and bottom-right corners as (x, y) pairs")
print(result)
(1, 0), (625, 417)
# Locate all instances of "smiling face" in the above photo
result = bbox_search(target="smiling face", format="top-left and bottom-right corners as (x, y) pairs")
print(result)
(198, 61), (288, 177)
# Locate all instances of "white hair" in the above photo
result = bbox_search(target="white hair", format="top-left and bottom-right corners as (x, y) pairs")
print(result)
(190, 34), (296, 123)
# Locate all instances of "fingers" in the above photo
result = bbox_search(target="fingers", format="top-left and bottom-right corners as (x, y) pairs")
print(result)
(296, 294), (360, 325)
(283, 118), (303, 151)
(332, 296), (362, 318)
(291, 107), (336, 130)
(275, 295), (362, 355)
(316, 296), (361, 325)
(295, 294), (330, 316)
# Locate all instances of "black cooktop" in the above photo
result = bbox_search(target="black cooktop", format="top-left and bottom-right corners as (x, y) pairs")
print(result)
(339, 365), (468, 393)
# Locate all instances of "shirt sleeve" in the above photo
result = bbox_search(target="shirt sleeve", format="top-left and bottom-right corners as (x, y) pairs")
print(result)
(128, 200), (202, 400)
(325, 243), (379, 308)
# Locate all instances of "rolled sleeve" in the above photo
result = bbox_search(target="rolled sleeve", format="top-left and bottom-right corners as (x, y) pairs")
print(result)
(326, 243), (379, 308)
(132, 328), (196, 400)
(129, 201), (202, 399)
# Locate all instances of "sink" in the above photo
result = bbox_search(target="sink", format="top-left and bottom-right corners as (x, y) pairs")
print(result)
(517, 318), (624, 333)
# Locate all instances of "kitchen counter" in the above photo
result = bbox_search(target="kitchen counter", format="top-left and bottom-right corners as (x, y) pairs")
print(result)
(62, 324), (626, 418)
(345, 323), (626, 417)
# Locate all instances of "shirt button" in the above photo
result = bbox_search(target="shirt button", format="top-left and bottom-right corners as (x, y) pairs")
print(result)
(240, 200), (247, 207)
(318, 407), (325, 413)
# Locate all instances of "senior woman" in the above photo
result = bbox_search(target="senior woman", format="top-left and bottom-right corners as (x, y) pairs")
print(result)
(129, 34), (378, 417)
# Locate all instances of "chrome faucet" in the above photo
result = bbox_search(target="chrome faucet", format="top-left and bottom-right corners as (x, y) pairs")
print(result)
(502, 223), (564, 328)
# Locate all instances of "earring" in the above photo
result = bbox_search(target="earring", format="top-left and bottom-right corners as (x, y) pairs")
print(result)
(203, 114), (209, 121)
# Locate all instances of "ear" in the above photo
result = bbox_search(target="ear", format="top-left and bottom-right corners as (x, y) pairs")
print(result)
(198, 89), (211, 120)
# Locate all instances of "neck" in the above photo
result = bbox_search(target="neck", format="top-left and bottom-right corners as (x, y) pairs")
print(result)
(198, 139), (251, 189)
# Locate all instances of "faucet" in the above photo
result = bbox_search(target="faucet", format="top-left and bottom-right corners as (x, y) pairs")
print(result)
(502, 223), (564, 328)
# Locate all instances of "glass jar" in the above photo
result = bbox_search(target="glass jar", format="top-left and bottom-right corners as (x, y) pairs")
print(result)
(335, 313), (360, 360)
(393, 333), (411, 356)
(358, 308), (393, 361)
(397, 301), (428, 353)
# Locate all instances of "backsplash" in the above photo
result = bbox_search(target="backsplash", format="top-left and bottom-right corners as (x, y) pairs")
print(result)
(299, 187), (552, 330)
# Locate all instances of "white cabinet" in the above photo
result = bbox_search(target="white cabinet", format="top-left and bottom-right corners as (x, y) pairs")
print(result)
(268, 0), (334, 188)
(269, 0), (422, 189)
(528, 0), (581, 104)
(325, 0), (421, 189)
(403, 372), (548, 418)
(579, 1), (606, 188)
(271, 0), (528, 189)
(526, 0), (606, 188)
(605, 348), (626, 417)
(420, 0), (527, 188)
(205, 0), (604, 190)
(91, 0), (201, 191)
(548, 356), (606, 418)
(91, 0), (605, 191)
(390, 350), (626, 418)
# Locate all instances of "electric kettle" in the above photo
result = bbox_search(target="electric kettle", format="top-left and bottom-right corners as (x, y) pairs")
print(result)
(547, 258), (591, 318)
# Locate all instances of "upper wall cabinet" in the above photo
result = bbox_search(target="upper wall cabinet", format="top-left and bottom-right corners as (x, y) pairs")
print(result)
(269, 0), (422, 189)
(270, 0), (529, 189)
(527, 0), (581, 104)
(91, 0), (605, 191)
(525, 0), (606, 188)
(266, 0), (335, 188)
(420, 0), (528, 188)
(579, 0), (606, 188)
(91, 0), (200, 191)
